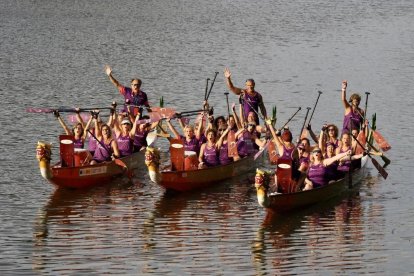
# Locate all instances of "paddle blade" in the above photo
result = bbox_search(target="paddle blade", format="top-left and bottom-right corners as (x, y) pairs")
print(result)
(26, 108), (54, 113)
(372, 130), (391, 152)
(370, 156), (388, 179)
(381, 154), (391, 168)
(227, 130), (238, 158)
(267, 140), (279, 165)
(114, 159), (133, 179)
(355, 131), (366, 155)
(254, 140), (269, 160)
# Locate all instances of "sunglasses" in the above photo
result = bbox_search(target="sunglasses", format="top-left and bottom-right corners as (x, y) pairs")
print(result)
(132, 83), (140, 86)
(218, 129), (226, 132)
(328, 128), (335, 131)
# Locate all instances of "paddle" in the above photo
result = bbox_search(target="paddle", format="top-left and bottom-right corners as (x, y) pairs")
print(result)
(224, 92), (230, 118)
(26, 107), (113, 113)
(301, 91), (322, 139)
(356, 109), (391, 152)
(204, 78), (210, 100)
(363, 91), (370, 124)
(297, 107), (311, 144)
(279, 107), (302, 130)
(351, 133), (388, 179)
(206, 72), (219, 101)
(87, 129), (132, 179)
(254, 140), (269, 160)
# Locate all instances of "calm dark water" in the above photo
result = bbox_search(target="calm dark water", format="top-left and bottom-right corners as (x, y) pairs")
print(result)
(1, 0), (413, 274)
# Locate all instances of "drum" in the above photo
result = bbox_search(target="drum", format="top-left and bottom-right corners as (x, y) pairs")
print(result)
(184, 151), (198, 171)
(74, 148), (92, 167)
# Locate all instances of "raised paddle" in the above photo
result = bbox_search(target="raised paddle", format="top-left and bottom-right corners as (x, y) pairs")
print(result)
(297, 107), (311, 144)
(87, 129), (133, 179)
(206, 72), (219, 101)
(204, 78), (210, 100)
(351, 133), (388, 179)
(301, 91), (323, 139)
(26, 107), (114, 113)
(224, 92), (230, 118)
(363, 91), (370, 124)
(279, 107), (302, 131)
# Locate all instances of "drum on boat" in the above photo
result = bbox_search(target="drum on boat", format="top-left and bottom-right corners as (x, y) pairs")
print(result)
(74, 148), (92, 167)
(184, 150), (198, 171)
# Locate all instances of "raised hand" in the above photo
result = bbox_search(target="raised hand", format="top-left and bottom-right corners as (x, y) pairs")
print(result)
(341, 80), (347, 91)
(105, 65), (112, 77)
(224, 67), (232, 79)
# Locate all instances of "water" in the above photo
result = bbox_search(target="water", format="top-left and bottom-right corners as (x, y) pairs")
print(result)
(1, 0), (414, 274)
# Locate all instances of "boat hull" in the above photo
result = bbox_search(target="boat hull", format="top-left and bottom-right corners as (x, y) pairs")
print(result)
(158, 155), (261, 192)
(261, 156), (369, 212)
(48, 151), (145, 189)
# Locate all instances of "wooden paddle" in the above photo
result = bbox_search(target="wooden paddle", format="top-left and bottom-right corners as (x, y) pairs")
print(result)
(26, 107), (113, 113)
(206, 72), (219, 101)
(224, 92), (230, 118)
(351, 133), (388, 179)
(356, 109), (391, 152)
(297, 107), (311, 144)
(301, 90), (322, 139)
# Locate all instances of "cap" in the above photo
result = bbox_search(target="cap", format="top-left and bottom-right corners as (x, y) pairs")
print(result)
(121, 118), (132, 125)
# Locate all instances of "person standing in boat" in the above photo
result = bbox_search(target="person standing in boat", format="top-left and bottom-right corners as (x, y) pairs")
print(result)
(90, 115), (120, 164)
(341, 80), (364, 134)
(53, 110), (93, 149)
(224, 68), (267, 124)
(105, 65), (150, 115)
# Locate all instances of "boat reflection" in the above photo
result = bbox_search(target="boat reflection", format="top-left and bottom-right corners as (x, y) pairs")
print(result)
(251, 190), (378, 274)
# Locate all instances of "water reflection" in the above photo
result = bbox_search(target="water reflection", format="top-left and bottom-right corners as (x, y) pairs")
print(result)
(252, 188), (386, 274)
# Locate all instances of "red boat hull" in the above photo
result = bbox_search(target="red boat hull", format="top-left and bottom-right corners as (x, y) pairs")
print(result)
(48, 151), (145, 189)
(158, 155), (262, 192)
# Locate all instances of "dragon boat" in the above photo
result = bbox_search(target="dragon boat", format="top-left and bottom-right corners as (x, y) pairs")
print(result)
(145, 139), (264, 192)
(254, 155), (369, 212)
(36, 131), (157, 189)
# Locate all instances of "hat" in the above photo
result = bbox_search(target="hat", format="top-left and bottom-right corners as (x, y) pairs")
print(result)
(121, 118), (132, 125)
(311, 147), (322, 153)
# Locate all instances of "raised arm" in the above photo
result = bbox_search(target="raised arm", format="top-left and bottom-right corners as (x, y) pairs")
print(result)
(54, 111), (71, 135)
(216, 126), (230, 150)
(307, 124), (319, 144)
(323, 150), (351, 167)
(166, 119), (181, 139)
(341, 80), (351, 114)
(318, 126), (327, 153)
(105, 65), (122, 90)
(265, 120), (284, 154)
(81, 115), (93, 140)
(224, 68), (243, 95)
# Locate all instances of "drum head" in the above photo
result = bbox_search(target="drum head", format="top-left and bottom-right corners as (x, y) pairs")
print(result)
(184, 150), (196, 156)
(61, 139), (73, 145)
(171, 143), (184, 149)
(278, 163), (291, 169)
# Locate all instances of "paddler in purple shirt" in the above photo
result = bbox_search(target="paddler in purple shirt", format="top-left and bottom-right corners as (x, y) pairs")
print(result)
(341, 80), (364, 134)
(224, 67), (267, 125)
(105, 65), (150, 115)
(53, 109), (93, 149)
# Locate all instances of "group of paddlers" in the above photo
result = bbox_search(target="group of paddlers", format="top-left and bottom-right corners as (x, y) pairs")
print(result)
(53, 66), (388, 191)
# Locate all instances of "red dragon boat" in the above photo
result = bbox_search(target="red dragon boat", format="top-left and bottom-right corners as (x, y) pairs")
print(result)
(254, 156), (369, 212)
(36, 132), (157, 189)
(144, 139), (264, 192)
